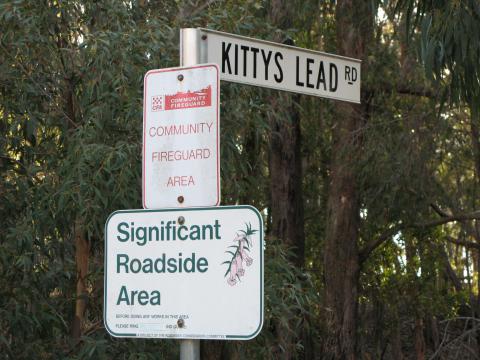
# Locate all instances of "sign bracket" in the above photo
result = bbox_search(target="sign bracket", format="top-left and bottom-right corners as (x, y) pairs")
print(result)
(180, 28), (208, 66)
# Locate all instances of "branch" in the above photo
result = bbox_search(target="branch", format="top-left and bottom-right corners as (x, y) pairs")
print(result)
(438, 245), (463, 292)
(396, 84), (434, 98)
(84, 320), (103, 336)
(0, 155), (28, 174)
(416, 211), (480, 228)
(429, 321), (480, 360)
(359, 210), (480, 264)
(445, 236), (480, 250)
(364, 83), (434, 98)
(431, 202), (480, 241)
(360, 224), (405, 264)
(430, 203), (451, 217)
(64, 321), (103, 356)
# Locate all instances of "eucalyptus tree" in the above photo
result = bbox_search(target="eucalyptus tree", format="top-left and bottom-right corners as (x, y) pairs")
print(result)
(0, 0), (318, 358)
(5, 0), (480, 358)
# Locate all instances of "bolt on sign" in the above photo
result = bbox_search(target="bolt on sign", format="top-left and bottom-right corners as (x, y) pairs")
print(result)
(181, 28), (361, 103)
(104, 206), (264, 339)
(143, 64), (220, 209)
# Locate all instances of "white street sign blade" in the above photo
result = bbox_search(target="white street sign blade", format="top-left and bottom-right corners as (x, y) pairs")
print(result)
(181, 28), (361, 103)
(104, 206), (264, 340)
(143, 64), (220, 209)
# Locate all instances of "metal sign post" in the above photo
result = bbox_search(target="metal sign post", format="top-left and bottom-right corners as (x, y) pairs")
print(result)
(179, 30), (205, 360)
(180, 340), (200, 359)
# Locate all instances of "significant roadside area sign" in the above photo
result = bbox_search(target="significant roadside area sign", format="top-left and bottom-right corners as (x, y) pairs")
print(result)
(143, 64), (220, 209)
(180, 28), (361, 103)
(104, 206), (264, 339)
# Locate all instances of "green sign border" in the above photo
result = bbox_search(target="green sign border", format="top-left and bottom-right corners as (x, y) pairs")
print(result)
(103, 205), (264, 340)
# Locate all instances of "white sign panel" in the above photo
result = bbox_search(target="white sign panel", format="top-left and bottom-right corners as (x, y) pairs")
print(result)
(181, 28), (361, 103)
(104, 206), (264, 339)
(143, 64), (220, 209)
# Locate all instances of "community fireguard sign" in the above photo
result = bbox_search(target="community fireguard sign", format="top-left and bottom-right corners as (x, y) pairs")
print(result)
(103, 206), (264, 339)
(142, 64), (220, 209)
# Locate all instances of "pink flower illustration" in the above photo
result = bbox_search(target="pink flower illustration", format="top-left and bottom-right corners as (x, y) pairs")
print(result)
(222, 224), (258, 286)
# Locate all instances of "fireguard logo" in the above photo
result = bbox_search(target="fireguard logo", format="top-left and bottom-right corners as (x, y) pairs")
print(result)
(151, 85), (212, 112)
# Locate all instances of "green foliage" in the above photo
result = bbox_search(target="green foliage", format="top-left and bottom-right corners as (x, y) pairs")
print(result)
(0, 1), (178, 357)
(399, 0), (480, 110)
(1, 0), (480, 358)
(234, 240), (319, 359)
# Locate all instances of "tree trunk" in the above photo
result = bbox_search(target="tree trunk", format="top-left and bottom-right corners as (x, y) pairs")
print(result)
(59, 44), (89, 340)
(268, 0), (305, 268)
(391, 319), (404, 360)
(405, 236), (426, 360)
(391, 258), (405, 360)
(429, 315), (441, 356)
(323, 99), (361, 359)
(268, 93), (305, 267)
(414, 318), (426, 360)
(266, 1), (306, 358)
(72, 219), (89, 339)
(323, 1), (372, 358)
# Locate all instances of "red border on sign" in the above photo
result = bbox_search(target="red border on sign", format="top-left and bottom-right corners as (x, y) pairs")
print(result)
(142, 64), (220, 209)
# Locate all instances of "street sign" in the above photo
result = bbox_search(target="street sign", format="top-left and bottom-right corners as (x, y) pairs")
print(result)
(181, 28), (361, 103)
(104, 206), (264, 339)
(143, 64), (220, 209)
